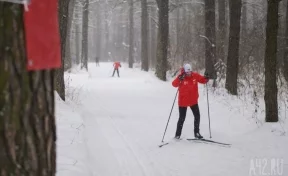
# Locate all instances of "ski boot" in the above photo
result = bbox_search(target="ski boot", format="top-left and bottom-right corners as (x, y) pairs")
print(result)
(174, 136), (181, 140)
(194, 132), (203, 139)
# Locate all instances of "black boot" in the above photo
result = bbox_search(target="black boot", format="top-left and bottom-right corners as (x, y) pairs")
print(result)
(190, 104), (202, 139)
(174, 136), (181, 140)
(194, 132), (203, 139)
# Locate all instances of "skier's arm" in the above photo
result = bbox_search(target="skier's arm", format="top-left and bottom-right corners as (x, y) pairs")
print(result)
(194, 73), (208, 84)
(172, 77), (180, 87)
(172, 74), (184, 87)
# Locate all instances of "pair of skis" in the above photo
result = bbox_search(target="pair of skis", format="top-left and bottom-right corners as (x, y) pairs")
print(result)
(159, 138), (231, 148)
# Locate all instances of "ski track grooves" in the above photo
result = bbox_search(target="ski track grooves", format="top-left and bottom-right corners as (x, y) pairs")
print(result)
(97, 103), (167, 176)
(82, 105), (163, 176)
(99, 104), (165, 176)
(107, 114), (149, 176)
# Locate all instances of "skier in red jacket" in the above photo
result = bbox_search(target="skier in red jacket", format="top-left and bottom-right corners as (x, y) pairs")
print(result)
(172, 63), (209, 139)
(112, 61), (121, 77)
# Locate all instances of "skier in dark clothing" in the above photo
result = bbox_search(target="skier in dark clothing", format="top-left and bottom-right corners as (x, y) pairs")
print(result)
(95, 57), (100, 66)
(172, 63), (210, 139)
(112, 61), (121, 77)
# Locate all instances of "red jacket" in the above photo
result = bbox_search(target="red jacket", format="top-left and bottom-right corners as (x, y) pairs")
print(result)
(113, 62), (121, 69)
(172, 71), (208, 107)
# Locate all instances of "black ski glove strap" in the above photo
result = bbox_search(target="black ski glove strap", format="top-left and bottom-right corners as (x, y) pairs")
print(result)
(178, 74), (185, 80)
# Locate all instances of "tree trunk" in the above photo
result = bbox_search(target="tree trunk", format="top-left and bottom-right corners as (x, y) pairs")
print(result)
(239, 0), (248, 71)
(149, 5), (157, 69)
(104, 5), (110, 61)
(284, 0), (288, 82)
(75, 3), (81, 65)
(56, 0), (69, 101)
(141, 0), (149, 71)
(225, 0), (242, 95)
(176, 0), (180, 60)
(0, 3), (56, 175)
(115, 7), (123, 60)
(217, 0), (226, 61)
(75, 22), (81, 65)
(241, 1), (247, 35)
(128, 0), (134, 68)
(278, 1), (286, 73)
(204, 0), (217, 78)
(81, 0), (89, 70)
(155, 0), (169, 81)
(264, 0), (280, 122)
(75, 24), (81, 65)
(64, 0), (75, 71)
(96, 2), (102, 60)
(181, 6), (188, 63)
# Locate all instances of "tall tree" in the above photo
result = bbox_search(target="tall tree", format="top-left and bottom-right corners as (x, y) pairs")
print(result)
(204, 0), (217, 78)
(277, 0), (286, 72)
(128, 0), (134, 68)
(64, 0), (76, 71)
(81, 0), (89, 70)
(57, 0), (70, 101)
(114, 7), (124, 59)
(264, 0), (281, 122)
(175, 0), (180, 59)
(241, 1), (247, 35)
(96, 2), (102, 60)
(181, 5), (188, 62)
(149, 5), (157, 68)
(104, 3), (110, 61)
(0, 3), (56, 174)
(225, 0), (242, 95)
(141, 0), (149, 71)
(75, 14), (81, 65)
(284, 0), (288, 82)
(155, 0), (169, 81)
(217, 0), (226, 61)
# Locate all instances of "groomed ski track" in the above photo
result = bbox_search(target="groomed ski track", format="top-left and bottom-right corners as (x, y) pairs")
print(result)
(64, 62), (288, 176)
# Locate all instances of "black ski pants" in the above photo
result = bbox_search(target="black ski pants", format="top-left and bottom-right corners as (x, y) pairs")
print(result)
(175, 104), (200, 137)
(112, 68), (119, 77)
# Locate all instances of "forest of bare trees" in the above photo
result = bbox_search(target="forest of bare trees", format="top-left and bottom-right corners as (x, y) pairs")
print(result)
(1, 0), (288, 174)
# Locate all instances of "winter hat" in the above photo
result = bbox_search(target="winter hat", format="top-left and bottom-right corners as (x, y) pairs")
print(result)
(183, 63), (192, 73)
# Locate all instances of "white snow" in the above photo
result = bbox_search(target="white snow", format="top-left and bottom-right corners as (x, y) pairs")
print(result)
(56, 62), (288, 176)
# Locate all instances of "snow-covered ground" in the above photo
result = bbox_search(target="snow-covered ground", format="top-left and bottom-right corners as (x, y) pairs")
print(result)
(56, 62), (288, 176)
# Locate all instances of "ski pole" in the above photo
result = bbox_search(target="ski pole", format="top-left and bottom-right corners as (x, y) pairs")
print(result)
(108, 66), (113, 76)
(161, 88), (179, 143)
(206, 83), (212, 138)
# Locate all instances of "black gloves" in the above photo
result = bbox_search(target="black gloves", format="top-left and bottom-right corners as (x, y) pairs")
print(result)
(178, 74), (185, 80)
(204, 72), (210, 80)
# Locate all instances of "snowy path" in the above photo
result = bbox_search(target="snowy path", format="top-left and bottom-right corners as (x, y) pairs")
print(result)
(63, 62), (288, 176)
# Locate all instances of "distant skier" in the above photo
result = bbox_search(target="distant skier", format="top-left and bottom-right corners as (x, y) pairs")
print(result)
(112, 61), (121, 77)
(172, 63), (210, 139)
(95, 57), (100, 66)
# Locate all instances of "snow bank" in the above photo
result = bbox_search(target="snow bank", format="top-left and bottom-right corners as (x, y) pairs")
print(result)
(55, 93), (91, 176)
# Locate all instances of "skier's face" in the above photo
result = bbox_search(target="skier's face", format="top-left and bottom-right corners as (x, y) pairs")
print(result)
(185, 71), (192, 76)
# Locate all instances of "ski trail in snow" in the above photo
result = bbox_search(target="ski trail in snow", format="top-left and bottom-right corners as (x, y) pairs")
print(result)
(82, 108), (160, 176)
(97, 104), (166, 176)
(100, 114), (149, 176)
(77, 63), (189, 176)
(81, 111), (122, 176)
(80, 93), (167, 176)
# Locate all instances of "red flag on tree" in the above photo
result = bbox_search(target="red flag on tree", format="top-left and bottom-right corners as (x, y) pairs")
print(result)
(24, 0), (61, 70)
